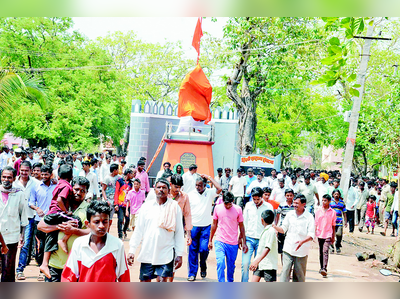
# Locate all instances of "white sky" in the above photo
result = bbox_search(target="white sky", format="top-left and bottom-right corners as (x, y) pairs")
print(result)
(72, 17), (227, 57)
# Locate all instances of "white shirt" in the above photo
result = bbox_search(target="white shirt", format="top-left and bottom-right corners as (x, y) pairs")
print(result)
(316, 181), (330, 202)
(188, 188), (217, 227)
(13, 176), (39, 219)
(65, 233), (129, 282)
(26, 157), (38, 165)
(182, 171), (198, 194)
(288, 181), (299, 193)
(129, 198), (185, 265)
(229, 175), (247, 197)
(243, 201), (273, 239)
(99, 162), (110, 183)
(246, 180), (268, 195)
(266, 176), (277, 189)
(0, 189), (29, 244)
(271, 186), (286, 205)
(156, 170), (165, 180)
(281, 210), (315, 257)
(0, 152), (11, 170)
(79, 170), (99, 199)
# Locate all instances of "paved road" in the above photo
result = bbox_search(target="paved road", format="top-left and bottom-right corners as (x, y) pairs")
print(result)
(17, 215), (399, 282)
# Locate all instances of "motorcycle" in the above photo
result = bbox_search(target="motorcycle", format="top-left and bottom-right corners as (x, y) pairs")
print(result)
(379, 269), (400, 282)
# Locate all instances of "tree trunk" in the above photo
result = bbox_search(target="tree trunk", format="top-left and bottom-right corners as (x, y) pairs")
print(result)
(362, 149), (368, 176)
(237, 97), (257, 155)
(226, 43), (261, 156)
(122, 125), (130, 154)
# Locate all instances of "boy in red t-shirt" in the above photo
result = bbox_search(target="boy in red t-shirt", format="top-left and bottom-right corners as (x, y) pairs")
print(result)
(262, 187), (280, 210)
(39, 164), (82, 279)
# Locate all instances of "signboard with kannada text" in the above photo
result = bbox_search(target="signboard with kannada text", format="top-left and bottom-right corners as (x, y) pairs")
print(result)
(240, 154), (281, 170)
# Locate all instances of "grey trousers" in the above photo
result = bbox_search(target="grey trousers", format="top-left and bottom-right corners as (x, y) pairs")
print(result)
(357, 205), (367, 229)
(280, 252), (308, 282)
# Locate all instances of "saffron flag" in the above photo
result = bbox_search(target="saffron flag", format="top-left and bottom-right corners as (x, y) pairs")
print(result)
(178, 65), (212, 124)
(192, 17), (203, 63)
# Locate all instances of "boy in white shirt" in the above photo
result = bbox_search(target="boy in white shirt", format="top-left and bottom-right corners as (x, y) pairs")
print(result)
(249, 210), (278, 282)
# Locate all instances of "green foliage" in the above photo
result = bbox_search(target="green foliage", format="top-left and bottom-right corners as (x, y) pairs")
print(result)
(0, 17), (128, 150)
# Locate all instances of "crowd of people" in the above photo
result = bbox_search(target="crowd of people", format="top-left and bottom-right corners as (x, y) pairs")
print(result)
(0, 145), (398, 282)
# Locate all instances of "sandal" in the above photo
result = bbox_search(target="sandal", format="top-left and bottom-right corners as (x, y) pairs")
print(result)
(16, 272), (26, 281)
(37, 273), (45, 281)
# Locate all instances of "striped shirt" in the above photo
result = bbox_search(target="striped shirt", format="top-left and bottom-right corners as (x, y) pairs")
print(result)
(277, 203), (295, 226)
(330, 199), (347, 226)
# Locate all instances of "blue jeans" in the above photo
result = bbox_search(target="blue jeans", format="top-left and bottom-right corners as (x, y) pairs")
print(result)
(241, 237), (259, 282)
(215, 240), (239, 282)
(16, 218), (36, 273)
(188, 225), (211, 278)
(393, 211), (399, 232)
(307, 205), (314, 216)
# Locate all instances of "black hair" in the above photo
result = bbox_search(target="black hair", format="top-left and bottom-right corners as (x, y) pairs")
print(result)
(217, 168), (223, 172)
(359, 181), (365, 187)
(20, 160), (32, 169)
(222, 191), (234, 204)
(278, 178), (284, 183)
(121, 160), (126, 164)
(237, 168), (243, 173)
(332, 189), (342, 197)
(189, 164), (198, 171)
(290, 174), (297, 180)
(81, 160), (91, 166)
(71, 176), (90, 192)
(1, 166), (17, 178)
(133, 178), (141, 185)
(155, 178), (170, 189)
(262, 187), (272, 194)
(196, 176), (207, 185)
(285, 188), (294, 195)
(390, 182), (398, 188)
(163, 162), (171, 167)
(171, 174), (184, 187)
(304, 174), (311, 180)
(32, 162), (43, 169)
(261, 210), (275, 225)
(86, 200), (112, 221)
(110, 163), (119, 172)
(322, 194), (332, 201)
(124, 168), (133, 176)
(112, 154), (117, 157)
(139, 157), (146, 161)
(41, 165), (53, 174)
(161, 171), (173, 180)
(294, 193), (307, 204)
(251, 187), (264, 198)
(58, 164), (73, 180)
(137, 160), (146, 167)
(368, 195), (377, 201)
(333, 178), (340, 183)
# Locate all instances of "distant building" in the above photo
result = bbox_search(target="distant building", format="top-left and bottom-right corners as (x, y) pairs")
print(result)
(321, 145), (343, 171)
(1, 133), (28, 149)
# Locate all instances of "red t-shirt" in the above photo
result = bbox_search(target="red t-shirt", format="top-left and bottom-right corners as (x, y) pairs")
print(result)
(366, 202), (376, 218)
(47, 179), (74, 214)
(267, 199), (280, 210)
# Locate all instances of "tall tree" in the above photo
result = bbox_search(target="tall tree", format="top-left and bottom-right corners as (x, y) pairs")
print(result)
(222, 17), (325, 156)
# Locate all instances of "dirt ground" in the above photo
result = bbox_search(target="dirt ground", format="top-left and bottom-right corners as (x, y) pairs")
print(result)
(16, 215), (399, 282)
